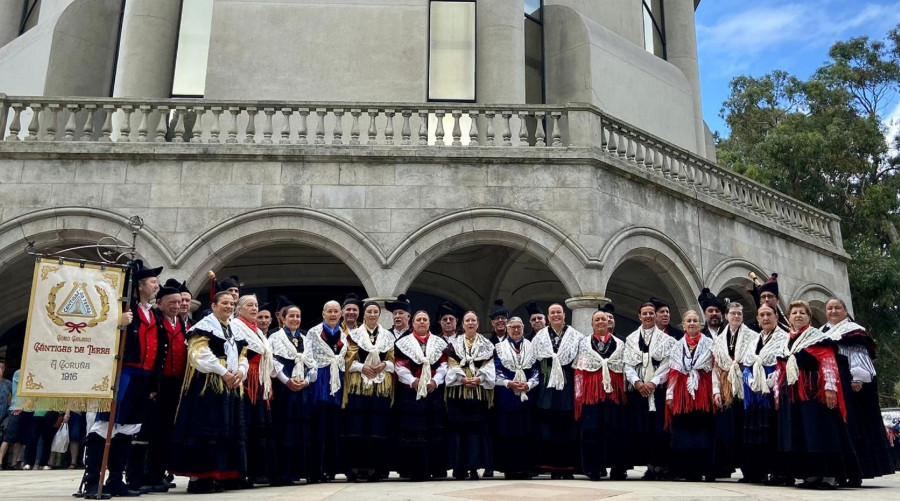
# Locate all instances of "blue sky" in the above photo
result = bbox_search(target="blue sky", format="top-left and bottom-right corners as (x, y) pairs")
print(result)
(696, 0), (900, 138)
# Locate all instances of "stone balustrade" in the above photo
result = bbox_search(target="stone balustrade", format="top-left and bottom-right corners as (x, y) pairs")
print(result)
(0, 94), (841, 250)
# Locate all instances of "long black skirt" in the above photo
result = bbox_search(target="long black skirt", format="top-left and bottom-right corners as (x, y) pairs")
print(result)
(493, 389), (535, 474)
(842, 375), (894, 479)
(243, 393), (276, 480)
(624, 387), (669, 467)
(270, 382), (313, 481)
(777, 390), (860, 480)
(713, 403), (741, 475)
(169, 374), (246, 479)
(392, 387), (446, 479)
(580, 399), (630, 475)
(535, 408), (579, 471)
(341, 393), (391, 472)
(669, 411), (716, 478)
(446, 396), (492, 471)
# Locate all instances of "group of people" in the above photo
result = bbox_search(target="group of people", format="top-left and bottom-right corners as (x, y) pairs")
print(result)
(2, 260), (896, 497)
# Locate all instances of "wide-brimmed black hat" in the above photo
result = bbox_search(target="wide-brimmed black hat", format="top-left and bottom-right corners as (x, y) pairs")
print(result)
(155, 286), (181, 301)
(438, 301), (458, 320)
(342, 293), (363, 309)
(217, 275), (241, 292)
(275, 294), (294, 313)
(649, 297), (669, 311)
(599, 302), (615, 314)
(488, 299), (509, 319)
(386, 294), (412, 313)
(133, 259), (163, 281)
(525, 302), (544, 317)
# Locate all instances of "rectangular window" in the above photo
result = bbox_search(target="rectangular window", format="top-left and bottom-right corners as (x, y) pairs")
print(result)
(642, 0), (666, 59)
(524, 0), (542, 20)
(19, 0), (41, 35)
(428, 1), (476, 102)
(171, 0), (214, 97)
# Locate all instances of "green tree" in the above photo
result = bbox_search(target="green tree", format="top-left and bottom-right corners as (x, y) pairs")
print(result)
(717, 26), (900, 406)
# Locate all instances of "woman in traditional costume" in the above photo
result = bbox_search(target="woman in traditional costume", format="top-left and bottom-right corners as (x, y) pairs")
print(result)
(623, 301), (675, 480)
(738, 304), (789, 485)
(269, 304), (316, 485)
(231, 295), (277, 486)
(492, 316), (540, 479)
(341, 301), (395, 482)
(665, 310), (717, 482)
(393, 310), (449, 481)
(775, 300), (858, 489)
(532, 304), (584, 478)
(822, 298), (893, 485)
(710, 301), (756, 480)
(574, 308), (629, 480)
(169, 291), (249, 494)
(445, 311), (495, 480)
(306, 300), (347, 482)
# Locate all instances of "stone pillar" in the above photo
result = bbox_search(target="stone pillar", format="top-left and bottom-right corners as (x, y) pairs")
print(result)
(112, 0), (182, 97)
(663, 0), (706, 158)
(476, 0), (525, 104)
(0, 0), (24, 48)
(565, 294), (610, 334)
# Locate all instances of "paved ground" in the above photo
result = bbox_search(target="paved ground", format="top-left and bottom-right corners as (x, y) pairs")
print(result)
(1, 469), (898, 501)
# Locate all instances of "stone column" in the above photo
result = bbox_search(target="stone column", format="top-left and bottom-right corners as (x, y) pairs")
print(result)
(663, 0), (707, 158)
(565, 294), (610, 334)
(0, 0), (24, 48)
(112, 0), (182, 97)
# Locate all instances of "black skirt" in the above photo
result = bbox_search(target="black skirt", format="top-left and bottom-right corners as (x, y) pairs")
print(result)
(669, 410), (716, 477)
(270, 381), (314, 480)
(492, 387), (536, 474)
(624, 386), (670, 467)
(579, 398), (630, 474)
(446, 395), (492, 471)
(392, 386), (446, 479)
(341, 393), (391, 471)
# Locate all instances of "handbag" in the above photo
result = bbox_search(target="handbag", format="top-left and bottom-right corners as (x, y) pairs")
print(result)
(50, 423), (69, 453)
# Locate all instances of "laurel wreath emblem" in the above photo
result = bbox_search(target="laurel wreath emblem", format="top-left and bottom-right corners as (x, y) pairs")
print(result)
(46, 282), (110, 329)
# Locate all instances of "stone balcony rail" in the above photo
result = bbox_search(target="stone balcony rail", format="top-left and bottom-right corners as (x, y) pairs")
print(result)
(0, 94), (842, 251)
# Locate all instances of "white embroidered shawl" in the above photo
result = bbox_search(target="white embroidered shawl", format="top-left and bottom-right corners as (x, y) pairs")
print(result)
(395, 334), (447, 399)
(448, 334), (495, 383)
(270, 328), (316, 380)
(573, 334), (625, 394)
(623, 326), (674, 411)
(740, 327), (789, 395)
(495, 338), (537, 401)
(230, 318), (275, 400)
(349, 324), (395, 387)
(782, 326), (830, 386)
(669, 335), (714, 399)
(532, 325), (584, 390)
(306, 323), (348, 396)
(711, 323), (756, 400)
(189, 313), (240, 371)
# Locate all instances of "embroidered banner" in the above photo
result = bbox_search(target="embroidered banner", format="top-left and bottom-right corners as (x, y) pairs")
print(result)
(18, 257), (125, 411)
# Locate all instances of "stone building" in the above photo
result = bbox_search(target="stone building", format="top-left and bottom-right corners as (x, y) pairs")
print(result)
(0, 0), (848, 360)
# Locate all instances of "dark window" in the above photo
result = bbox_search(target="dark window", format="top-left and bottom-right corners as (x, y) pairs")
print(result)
(427, 0), (476, 102)
(19, 0), (41, 35)
(524, 0), (544, 104)
(642, 0), (666, 59)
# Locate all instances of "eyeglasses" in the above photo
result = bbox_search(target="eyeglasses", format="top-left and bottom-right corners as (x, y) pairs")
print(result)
(760, 293), (776, 300)
(441, 318), (455, 322)
(509, 325), (524, 330)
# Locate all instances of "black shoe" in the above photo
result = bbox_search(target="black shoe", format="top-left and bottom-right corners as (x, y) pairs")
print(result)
(142, 484), (169, 493)
(366, 473), (381, 483)
(641, 470), (657, 481)
(818, 480), (837, 490)
(452, 469), (466, 480)
(704, 475), (716, 483)
(469, 470), (480, 480)
(186, 479), (215, 494)
(588, 472), (602, 481)
(797, 479), (820, 489)
(599, 468), (608, 478)
(482, 470), (493, 478)
(610, 468), (628, 480)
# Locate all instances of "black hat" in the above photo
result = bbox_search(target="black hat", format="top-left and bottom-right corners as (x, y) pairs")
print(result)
(488, 299), (509, 319)
(438, 301), (458, 320)
(599, 302), (615, 314)
(217, 275), (241, 292)
(155, 286), (181, 301)
(133, 259), (163, 281)
(698, 288), (724, 312)
(342, 293), (363, 309)
(759, 273), (779, 298)
(649, 297), (669, 311)
(386, 294), (412, 313)
(525, 302), (544, 317)
(163, 278), (190, 295)
(275, 294), (294, 313)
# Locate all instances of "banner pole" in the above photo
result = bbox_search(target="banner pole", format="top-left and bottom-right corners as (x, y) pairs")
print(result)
(95, 218), (142, 499)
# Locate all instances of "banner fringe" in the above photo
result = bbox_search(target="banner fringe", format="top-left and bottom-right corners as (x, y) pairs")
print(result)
(30, 397), (113, 413)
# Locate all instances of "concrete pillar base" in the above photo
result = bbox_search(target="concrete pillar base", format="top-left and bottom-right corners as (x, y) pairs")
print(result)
(565, 294), (610, 333)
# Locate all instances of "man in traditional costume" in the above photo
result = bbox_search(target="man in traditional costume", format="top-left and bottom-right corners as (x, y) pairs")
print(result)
(306, 300), (347, 481)
(774, 300), (858, 489)
(340, 293), (362, 335)
(696, 288), (731, 479)
(623, 301), (675, 480)
(487, 299), (509, 345)
(698, 289), (724, 339)
(748, 274), (790, 333)
(140, 282), (188, 493)
(445, 311), (495, 480)
(526, 302), (545, 341)
(438, 301), (460, 342)
(822, 298), (893, 486)
(341, 300), (395, 482)
(175, 281), (195, 329)
(533, 303), (584, 478)
(168, 291), (248, 494)
(386, 294), (412, 341)
(393, 311), (449, 481)
(493, 317), (540, 479)
(574, 308), (629, 480)
(651, 298), (684, 341)
(78, 260), (163, 499)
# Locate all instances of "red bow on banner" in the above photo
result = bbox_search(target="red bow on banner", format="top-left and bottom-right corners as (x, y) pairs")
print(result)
(65, 322), (88, 333)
